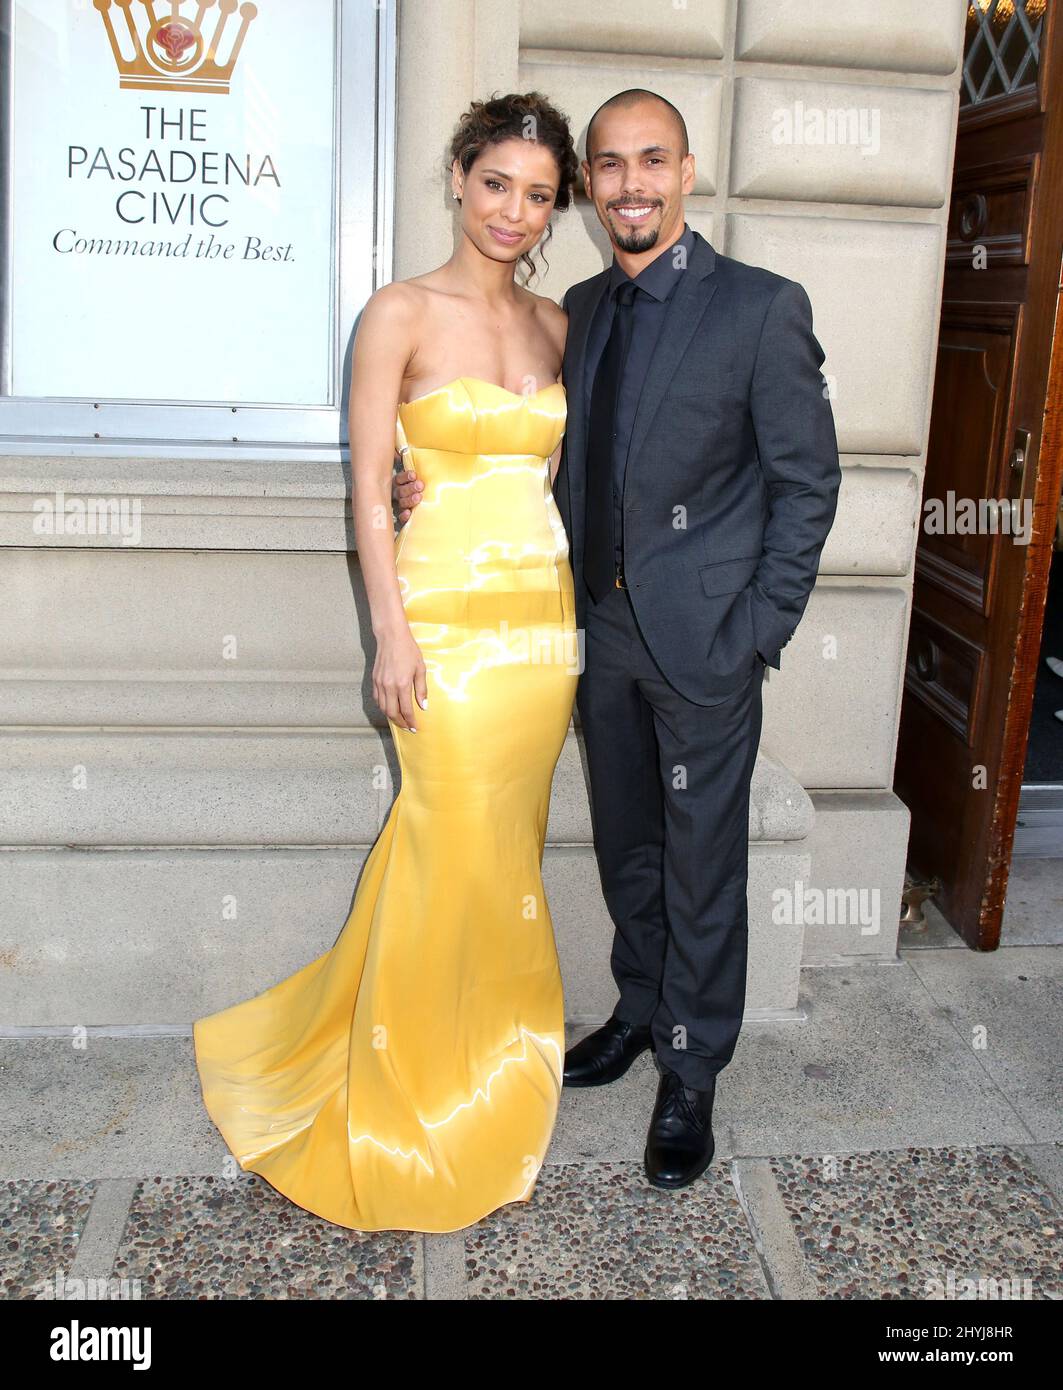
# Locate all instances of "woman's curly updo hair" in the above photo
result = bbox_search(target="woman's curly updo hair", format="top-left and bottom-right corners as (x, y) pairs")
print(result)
(447, 91), (579, 287)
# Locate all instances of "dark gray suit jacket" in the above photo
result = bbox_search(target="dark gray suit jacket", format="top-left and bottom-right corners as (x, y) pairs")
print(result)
(555, 228), (841, 705)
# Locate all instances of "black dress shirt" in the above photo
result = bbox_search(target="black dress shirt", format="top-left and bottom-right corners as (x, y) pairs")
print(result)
(583, 222), (697, 569)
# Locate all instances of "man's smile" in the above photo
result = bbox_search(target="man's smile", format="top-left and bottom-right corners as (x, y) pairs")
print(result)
(612, 203), (658, 223)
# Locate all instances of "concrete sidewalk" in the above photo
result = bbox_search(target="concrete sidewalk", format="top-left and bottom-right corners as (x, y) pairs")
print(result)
(2, 862), (1060, 1300)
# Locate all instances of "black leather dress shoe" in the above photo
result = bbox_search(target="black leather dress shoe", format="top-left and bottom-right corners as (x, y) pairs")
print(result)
(563, 1014), (653, 1087)
(644, 1066), (716, 1188)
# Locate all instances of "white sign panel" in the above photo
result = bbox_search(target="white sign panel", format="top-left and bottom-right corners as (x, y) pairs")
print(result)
(11, 0), (337, 406)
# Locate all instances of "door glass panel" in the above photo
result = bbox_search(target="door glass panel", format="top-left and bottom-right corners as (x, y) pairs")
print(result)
(962, 0), (1046, 106)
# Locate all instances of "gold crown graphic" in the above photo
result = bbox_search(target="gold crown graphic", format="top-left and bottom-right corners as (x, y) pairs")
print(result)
(93, 0), (258, 96)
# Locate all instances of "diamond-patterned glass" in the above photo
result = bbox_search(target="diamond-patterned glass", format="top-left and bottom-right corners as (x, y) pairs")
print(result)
(962, 0), (1046, 107)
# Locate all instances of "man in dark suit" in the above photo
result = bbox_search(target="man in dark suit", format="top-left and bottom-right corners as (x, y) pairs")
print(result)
(397, 88), (841, 1190)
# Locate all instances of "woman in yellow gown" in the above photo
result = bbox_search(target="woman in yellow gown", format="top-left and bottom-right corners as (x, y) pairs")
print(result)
(193, 94), (581, 1233)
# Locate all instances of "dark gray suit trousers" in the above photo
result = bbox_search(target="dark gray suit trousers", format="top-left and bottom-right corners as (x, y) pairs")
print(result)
(577, 580), (765, 1090)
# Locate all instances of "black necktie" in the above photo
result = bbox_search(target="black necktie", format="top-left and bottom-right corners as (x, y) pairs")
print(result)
(583, 280), (638, 604)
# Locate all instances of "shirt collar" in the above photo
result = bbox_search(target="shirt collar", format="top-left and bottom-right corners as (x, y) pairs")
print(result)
(608, 222), (695, 302)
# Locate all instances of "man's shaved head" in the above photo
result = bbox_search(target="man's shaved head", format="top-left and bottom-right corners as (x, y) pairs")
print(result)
(586, 88), (690, 162)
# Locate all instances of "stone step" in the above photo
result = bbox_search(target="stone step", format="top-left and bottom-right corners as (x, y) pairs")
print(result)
(0, 840), (810, 1025)
(0, 795), (908, 1030)
(0, 732), (814, 847)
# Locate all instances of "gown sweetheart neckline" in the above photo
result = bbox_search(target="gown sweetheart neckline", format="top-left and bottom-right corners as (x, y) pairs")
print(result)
(399, 375), (567, 410)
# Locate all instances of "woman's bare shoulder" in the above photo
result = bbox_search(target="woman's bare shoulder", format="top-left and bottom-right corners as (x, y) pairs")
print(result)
(357, 281), (442, 361)
(361, 279), (423, 323)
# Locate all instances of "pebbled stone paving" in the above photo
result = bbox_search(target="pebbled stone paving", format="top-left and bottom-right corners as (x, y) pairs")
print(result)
(1, 1178), (97, 1299)
(111, 1174), (420, 1299)
(770, 1146), (1061, 1300)
(464, 1160), (770, 1299)
(3, 1146), (1060, 1299)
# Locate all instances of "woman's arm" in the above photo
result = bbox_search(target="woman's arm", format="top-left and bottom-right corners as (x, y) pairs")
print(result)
(349, 284), (427, 732)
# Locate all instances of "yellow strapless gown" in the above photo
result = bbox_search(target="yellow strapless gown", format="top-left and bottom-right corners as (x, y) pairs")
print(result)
(193, 377), (577, 1232)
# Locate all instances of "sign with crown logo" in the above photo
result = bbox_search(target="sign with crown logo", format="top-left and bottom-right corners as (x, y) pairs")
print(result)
(5, 0), (349, 415)
(93, 0), (259, 96)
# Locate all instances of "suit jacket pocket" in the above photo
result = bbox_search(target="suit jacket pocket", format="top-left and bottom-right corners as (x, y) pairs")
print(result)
(704, 584), (757, 679)
(699, 553), (760, 597)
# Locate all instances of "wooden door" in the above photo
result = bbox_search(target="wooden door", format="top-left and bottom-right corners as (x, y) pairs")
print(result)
(895, 0), (1063, 948)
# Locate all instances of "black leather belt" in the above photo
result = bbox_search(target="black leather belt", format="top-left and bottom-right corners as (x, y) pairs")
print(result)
(615, 561), (627, 589)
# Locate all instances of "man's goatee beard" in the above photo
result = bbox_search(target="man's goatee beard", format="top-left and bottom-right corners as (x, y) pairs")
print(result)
(614, 221), (661, 254)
